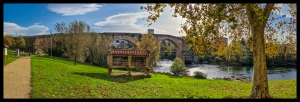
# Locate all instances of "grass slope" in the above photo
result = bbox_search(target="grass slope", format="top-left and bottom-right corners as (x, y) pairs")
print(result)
(31, 55), (296, 99)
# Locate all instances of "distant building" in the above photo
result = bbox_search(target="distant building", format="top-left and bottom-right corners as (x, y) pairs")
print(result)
(148, 29), (154, 34)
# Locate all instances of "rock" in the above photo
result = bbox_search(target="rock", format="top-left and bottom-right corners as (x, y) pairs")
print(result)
(231, 76), (235, 79)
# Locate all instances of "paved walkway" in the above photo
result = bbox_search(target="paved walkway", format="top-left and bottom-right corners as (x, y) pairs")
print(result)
(4, 56), (32, 99)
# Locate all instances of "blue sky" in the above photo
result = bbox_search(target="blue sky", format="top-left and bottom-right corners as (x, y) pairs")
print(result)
(4, 3), (186, 37)
(4, 3), (295, 41)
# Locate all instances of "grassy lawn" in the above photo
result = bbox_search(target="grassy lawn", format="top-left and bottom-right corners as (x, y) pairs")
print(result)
(31, 55), (296, 99)
(3, 49), (30, 66)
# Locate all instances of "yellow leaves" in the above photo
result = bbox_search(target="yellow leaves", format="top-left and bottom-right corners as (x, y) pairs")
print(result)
(265, 43), (280, 58)
(4, 34), (15, 47)
(136, 42), (142, 50)
(136, 34), (161, 68)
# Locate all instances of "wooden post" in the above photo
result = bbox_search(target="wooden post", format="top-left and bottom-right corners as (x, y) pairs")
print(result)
(145, 68), (150, 75)
(128, 56), (132, 76)
(128, 55), (132, 66)
(108, 68), (112, 75)
(145, 68), (151, 78)
(146, 56), (150, 68)
(109, 55), (113, 66)
(127, 65), (132, 76)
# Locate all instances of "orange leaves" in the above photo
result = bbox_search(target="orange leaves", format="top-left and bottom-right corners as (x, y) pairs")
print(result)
(265, 43), (280, 58)
(4, 34), (15, 47)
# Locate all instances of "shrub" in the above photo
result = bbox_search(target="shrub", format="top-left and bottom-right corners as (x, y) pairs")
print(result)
(48, 47), (64, 57)
(170, 57), (187, 76)
(193, 71), (207, 79)
(181, 70), (190, 76)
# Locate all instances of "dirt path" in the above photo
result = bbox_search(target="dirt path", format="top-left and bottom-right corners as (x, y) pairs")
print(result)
(4, 56), (32, 99)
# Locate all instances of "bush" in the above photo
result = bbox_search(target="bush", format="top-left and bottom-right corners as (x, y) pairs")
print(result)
(193, 71), (207, 79)
(170, 57), (187, 76)
(204, 55), (214, 63)
(198, 57), (204, 62)
(181, 70), (190, 76)
(48, 47), (64, 57)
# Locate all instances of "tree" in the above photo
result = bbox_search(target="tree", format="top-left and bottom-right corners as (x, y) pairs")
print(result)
(54, 20), (92, 65)
(170, 57), (187, 76)
(165, 45), (173, 56)
(34, 37), (50, 54)
(230, 39), (243, 64)
(136, 34), (161, 69)
(141, 3), (296, 98)
(4, 34), (15, 47)
(16, 35), (26, 50)
(87, 33), (112, 66)
(212, 43), (231, 64)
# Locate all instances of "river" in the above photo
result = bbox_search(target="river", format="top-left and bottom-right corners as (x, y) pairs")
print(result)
(153, 59), (297, 81)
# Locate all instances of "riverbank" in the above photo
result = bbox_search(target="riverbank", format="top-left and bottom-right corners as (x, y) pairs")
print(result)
(31, 55), (296, 98)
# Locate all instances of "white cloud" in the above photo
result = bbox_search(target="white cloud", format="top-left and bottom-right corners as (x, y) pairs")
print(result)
(94, 6), (186, 37)
(47, 4), (102, 16)
(94, 12), (168, 34)
(3, 22), (49, 36)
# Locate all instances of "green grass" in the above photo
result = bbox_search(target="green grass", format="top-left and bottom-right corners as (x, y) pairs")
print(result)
(3, 49), (28, 66)
(31, 55), (296, 99)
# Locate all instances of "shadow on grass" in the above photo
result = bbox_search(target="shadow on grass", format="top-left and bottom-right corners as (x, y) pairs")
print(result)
(72, 72), (146, 83)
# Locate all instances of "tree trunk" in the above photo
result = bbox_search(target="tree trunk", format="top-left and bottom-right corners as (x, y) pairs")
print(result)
(245, 4), (274, 99)
(249, 25), (271, 99)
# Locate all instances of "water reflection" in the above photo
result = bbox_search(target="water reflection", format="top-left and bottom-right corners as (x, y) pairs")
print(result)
(153, 59), (297, 81)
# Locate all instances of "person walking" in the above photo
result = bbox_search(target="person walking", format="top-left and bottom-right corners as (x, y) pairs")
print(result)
(28, 52), (31, 57)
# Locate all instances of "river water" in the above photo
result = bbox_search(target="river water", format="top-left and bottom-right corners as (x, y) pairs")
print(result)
(153, 59), (297, 81)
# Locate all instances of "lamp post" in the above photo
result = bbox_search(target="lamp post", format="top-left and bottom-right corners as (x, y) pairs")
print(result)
(50, 30), (52, 59)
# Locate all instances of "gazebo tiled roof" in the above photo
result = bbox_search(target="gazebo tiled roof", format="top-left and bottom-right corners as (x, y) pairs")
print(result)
(109, 49), (150, 56)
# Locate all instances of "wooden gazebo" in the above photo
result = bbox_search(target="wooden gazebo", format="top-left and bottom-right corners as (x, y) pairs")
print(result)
(107, 49), (151, 77)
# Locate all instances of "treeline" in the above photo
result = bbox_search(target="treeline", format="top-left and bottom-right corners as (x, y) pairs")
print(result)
(196, 37), (297, 67)
(4, 34), (26, 51)
(45, 20), (112, 67)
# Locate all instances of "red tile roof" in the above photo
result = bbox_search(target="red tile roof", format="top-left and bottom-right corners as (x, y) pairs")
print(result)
(110, 49), (150, 56)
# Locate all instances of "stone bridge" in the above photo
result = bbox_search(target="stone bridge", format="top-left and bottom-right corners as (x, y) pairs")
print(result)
(101, 33), (190, 61)
(22, 33), (194, 61)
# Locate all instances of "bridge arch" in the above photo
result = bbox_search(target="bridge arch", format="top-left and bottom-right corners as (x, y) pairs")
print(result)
(112, 36), (138, 49)
(155, 36), (183, 59)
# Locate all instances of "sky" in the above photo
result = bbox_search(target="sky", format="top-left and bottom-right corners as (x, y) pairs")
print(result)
(4, 3), (295, 41)
(4, 3), (186, 37)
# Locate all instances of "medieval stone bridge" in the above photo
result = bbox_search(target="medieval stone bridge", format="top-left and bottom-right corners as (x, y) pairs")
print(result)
(101, 33), (191, 61)
(22, 33), (195, 62)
